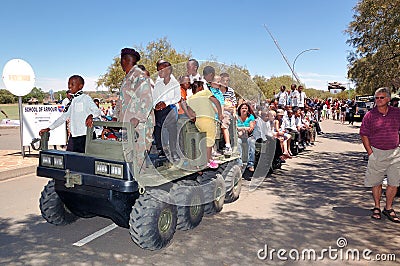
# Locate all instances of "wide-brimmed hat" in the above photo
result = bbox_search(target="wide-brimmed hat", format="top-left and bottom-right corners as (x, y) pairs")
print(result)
(276, 109), (285, 116)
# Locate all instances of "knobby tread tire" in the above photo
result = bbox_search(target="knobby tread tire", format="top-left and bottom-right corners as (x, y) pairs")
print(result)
(200, 173), (226, 215)
(223, 164), (242, 203)
(39, 180), (77, 226)
(129, 189), (177, 250)
(170, 180), (204, 230)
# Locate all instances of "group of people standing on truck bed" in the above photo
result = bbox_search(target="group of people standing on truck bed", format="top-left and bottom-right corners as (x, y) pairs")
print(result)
(39, 48), (321, 172)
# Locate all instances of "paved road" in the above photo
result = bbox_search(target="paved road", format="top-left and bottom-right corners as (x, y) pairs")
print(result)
(0, 120), (398, 265)
(0, 127), (20, 150)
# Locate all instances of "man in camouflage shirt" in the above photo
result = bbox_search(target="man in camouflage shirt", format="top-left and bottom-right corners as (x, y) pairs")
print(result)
(116, 48), (154, 173)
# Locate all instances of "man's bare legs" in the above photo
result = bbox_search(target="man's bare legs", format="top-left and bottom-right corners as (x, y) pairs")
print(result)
(372, 184), (400, 221)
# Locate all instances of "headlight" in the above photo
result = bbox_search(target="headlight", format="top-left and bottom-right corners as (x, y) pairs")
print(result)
(95, 161), (123, 179)
(110, 164), (123, 177)
(41, 154), (64, 169)
(53, 156), (64, 168)
(41, 155), (53, 167)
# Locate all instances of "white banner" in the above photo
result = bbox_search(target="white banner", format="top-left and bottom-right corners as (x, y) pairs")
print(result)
(22, 105), (67, 146)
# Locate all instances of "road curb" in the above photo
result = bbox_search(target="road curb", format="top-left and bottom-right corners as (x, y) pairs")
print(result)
(0, 165), (37, 181)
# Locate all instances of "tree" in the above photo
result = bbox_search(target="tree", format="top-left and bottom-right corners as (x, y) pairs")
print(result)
(22, 87), (45, 103)
(0, 89), (17, 104)
(346, 0), (400, 94)
(97, 57), (126, 92)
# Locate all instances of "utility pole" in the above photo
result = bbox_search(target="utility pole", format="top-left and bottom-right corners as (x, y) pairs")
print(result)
(263, 24), (301, 84)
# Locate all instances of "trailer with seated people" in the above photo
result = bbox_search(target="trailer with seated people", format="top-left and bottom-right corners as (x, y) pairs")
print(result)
(36, 119), (242, 250)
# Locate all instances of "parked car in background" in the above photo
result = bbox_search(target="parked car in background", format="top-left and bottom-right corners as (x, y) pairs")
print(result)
(353, 101), (369, 121)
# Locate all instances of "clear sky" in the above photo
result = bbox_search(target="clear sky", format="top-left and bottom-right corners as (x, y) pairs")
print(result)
(0, 0), (358, 93)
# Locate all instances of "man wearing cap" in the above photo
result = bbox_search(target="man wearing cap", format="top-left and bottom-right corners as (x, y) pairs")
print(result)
(117, 47), (154, 169)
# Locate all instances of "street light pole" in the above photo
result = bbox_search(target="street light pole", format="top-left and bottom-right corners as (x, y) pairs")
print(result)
(292, 48), (319, 83)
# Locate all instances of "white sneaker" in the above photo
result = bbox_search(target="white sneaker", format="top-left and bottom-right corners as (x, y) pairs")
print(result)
(223, 147), (232, 156)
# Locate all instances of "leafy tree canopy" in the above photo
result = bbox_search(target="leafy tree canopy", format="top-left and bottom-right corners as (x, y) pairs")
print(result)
(346, 0), (400, 94)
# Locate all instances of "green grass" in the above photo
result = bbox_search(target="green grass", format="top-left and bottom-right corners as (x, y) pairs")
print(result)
(0, 104), (19, 120)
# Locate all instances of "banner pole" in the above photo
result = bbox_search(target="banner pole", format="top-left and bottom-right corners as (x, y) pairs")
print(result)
(18, 96), (24, 157)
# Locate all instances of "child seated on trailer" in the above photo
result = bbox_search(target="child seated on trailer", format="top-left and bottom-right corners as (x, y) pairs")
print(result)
(186, 80), (223, 169)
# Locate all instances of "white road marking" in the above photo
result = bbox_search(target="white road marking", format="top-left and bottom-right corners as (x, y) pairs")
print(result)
(73, 223), (118, 247)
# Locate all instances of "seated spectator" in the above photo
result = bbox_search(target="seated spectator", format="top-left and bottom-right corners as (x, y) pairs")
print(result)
(282, 109), (296, 154)
(293, 107), (311, 147)
(274, 109), (292, 159)
(253, 110), (270, 143)
(267, 110), (285, 163)
(237, 103), (256, 172)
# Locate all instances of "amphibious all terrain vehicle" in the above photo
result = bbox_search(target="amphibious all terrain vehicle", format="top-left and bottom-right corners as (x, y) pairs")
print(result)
(37, 119), (244, 250)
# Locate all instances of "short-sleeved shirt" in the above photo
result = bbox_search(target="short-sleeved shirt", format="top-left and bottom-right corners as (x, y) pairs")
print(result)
(360, 106), (400, 150)
(222, 87), (237, 108)
(186, 89), (216, 119)
(237, 114), (255, 128)
(275, 91), (288, 106)
(209, 87), (225, 106)
(178, 86), (187, 115)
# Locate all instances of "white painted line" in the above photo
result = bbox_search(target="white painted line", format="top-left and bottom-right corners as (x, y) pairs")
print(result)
(73, 223), (118, 247)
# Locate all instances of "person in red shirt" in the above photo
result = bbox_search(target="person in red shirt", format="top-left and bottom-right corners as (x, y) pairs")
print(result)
(360, 87), (400, 222)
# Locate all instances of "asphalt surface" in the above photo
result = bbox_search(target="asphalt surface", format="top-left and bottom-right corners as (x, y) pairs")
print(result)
(0, 120), (399, 265)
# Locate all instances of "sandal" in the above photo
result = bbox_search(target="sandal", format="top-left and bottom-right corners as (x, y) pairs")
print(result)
(371, 207), (381, 220)
(382, 208), (400, 223)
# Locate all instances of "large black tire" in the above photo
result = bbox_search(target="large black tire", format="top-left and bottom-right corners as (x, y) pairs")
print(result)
(170, 180), (204, 230)
(201, 173), (226, 215)
(39, 180), (78, 226)
(129, 189), (177, 250)
(223, 164), (242, 203)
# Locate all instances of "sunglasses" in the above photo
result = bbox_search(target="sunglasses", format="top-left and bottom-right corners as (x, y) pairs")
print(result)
(375, 96), (386, 100)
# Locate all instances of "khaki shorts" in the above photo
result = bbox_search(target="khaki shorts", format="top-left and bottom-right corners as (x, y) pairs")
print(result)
(195, 117), (217, 147)
(365, 147), (400, 187)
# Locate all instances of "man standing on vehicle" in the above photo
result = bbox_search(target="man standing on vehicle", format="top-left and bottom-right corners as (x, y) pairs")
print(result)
(117, 48), (154, 168)
(360, 87), (400, 223)
(39, 75), (102, 153)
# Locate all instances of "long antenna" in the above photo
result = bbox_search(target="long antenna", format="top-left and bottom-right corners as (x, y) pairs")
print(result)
(263, 24), (301, 84)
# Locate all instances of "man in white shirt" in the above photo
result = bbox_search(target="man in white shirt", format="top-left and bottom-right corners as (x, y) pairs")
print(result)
(187, 58), (208, 92)
(298, 85), (307, 109)
(187, 59), (201, 84)
(39, 75), (102, 153)
(275, 85), (288, 109)
(153, 61), (181, 161)
(288, 84), (299, 108)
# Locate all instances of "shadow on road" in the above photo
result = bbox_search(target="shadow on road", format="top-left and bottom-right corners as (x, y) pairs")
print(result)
(0, 129), (399, 265)
(317, 131), (362, 146)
